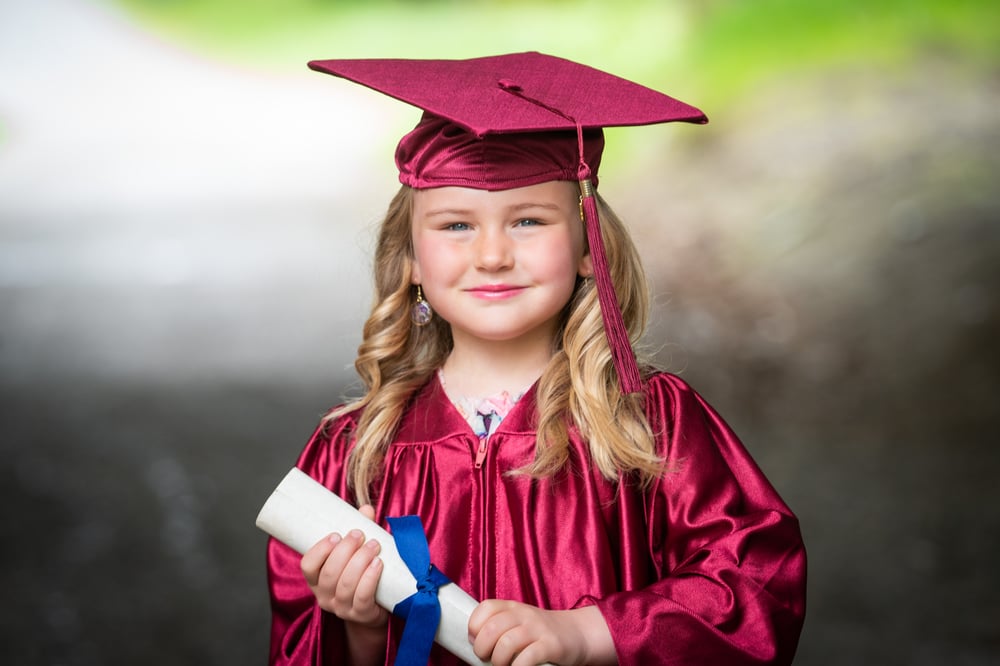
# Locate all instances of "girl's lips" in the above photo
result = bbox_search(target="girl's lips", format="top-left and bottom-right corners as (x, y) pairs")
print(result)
(466, 284), (525, 300)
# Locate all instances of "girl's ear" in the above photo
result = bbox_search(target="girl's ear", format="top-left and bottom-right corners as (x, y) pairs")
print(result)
(578, 253), (593, 279)
(410, 258), (422, 285)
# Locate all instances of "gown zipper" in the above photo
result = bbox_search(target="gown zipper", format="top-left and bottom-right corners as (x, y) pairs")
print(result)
(474, 434), (488, 468)
(474, 413), (493, 469)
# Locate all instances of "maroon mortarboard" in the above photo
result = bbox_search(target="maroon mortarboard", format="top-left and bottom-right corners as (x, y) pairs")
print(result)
(308, 52), (707, 393)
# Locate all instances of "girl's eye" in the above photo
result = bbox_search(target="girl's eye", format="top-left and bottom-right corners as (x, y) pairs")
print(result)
(444, 222), (471, 231)
(516, 218), (542, 227)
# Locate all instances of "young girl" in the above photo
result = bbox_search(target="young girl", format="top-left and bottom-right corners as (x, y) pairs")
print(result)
(266, 53), (806, 666)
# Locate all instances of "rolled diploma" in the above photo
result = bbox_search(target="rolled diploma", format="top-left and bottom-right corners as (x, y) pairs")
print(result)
(256, 467), (488, 666)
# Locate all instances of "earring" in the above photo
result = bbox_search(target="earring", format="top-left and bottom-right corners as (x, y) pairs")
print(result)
(411, 285), (433, 326)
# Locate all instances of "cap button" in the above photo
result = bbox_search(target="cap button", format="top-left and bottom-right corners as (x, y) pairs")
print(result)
(497, 79), (522, 92)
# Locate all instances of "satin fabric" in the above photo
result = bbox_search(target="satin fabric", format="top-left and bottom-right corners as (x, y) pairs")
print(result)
(266, 372), (806, 665)
(396, 113), (605, 191)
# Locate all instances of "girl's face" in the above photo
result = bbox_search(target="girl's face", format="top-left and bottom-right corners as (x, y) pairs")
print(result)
(411, 180), (592, 349)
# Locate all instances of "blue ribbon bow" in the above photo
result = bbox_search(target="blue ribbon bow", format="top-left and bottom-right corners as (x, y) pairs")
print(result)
(387, 515), (451, 666)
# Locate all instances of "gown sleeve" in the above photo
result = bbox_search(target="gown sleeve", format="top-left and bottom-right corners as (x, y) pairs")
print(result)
(265, 413), (376, 665)
(589, 374), (807, 665)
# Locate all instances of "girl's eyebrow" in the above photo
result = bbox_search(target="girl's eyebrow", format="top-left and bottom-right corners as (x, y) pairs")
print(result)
(422, 201), (561, 217)
(422, 207), (475, 218)
(508, 201), (561, 212)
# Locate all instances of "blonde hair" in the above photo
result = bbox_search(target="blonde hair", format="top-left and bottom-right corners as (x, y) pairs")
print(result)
(331, 185), (661, 504)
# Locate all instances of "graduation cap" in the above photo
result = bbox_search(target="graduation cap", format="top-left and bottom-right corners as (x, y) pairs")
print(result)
(308, 52), (707, 393)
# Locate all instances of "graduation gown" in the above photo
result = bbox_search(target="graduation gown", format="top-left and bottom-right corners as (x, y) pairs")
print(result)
(266, 372), (806, 665)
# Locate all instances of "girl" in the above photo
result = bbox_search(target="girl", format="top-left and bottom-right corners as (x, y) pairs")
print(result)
(267, 53), (806, 666)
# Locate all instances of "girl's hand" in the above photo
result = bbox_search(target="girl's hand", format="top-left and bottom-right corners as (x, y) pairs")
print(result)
(468, 600), (617, 666)
(300, 505), (388, 630)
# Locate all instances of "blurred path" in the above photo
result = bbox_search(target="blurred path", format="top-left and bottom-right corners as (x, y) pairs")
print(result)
(0, 0), (401, 385)
(0, 4), (406, 663)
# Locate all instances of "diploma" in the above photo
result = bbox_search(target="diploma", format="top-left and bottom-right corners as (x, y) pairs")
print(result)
(256, 467), (488, 666)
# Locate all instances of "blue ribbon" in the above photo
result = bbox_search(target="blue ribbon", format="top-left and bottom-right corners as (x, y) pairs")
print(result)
(387, 515), (451, 666)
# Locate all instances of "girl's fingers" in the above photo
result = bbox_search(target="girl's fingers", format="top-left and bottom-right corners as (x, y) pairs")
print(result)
(354, 551), (384, 609)
(300, 533), (340, 587)
(303, 507), (375, 591)
(484, 623), (532, 666)
(470, 601), (523, 662)
(468, 599), (509, 636)
(299, 521), (388, 627)
(333, 535), (381, 606)
(317, 530), (365, 592)
(511, 641), (552, 666)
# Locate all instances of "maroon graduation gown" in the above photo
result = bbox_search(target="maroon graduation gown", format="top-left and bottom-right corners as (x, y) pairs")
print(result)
(266, 372), (806, 664)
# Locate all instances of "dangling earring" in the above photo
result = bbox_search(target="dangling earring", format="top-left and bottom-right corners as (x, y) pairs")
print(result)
(411, 285), (433, 326)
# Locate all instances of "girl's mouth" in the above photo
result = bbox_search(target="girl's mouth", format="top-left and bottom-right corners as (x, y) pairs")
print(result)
(466, 284), (525, 300)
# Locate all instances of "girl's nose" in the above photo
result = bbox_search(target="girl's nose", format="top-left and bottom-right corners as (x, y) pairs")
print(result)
(474, 228), (514, 271)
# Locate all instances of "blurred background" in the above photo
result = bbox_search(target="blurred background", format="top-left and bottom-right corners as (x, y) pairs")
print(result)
(1, 0), (997, 663)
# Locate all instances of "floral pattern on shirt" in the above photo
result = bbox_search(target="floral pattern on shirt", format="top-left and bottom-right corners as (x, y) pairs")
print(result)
(438, 369), (525, 438)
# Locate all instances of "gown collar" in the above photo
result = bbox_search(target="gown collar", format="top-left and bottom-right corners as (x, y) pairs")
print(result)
(399, 372), (540, 440)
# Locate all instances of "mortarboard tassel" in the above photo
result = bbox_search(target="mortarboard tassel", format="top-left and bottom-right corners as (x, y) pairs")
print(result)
(579, 178), (643, 394)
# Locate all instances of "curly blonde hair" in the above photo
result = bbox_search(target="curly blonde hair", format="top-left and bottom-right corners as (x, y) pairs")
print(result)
(330, 185), (661, 504)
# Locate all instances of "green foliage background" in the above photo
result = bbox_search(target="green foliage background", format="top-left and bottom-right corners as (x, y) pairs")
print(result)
(117, 0), (1000, 104)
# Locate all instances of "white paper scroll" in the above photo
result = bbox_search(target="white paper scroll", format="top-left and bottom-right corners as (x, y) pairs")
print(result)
(256, 467), (488, 666)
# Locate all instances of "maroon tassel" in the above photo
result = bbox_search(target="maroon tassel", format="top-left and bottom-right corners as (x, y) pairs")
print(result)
(580, 182), (643, 394)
